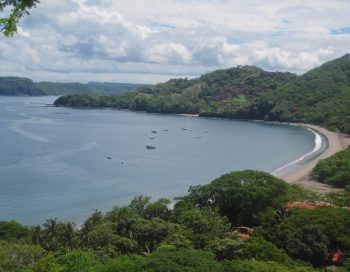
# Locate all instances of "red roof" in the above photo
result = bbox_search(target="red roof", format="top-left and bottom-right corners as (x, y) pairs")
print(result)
(286, 202), (317, 209)
(330, 249), (344, 264)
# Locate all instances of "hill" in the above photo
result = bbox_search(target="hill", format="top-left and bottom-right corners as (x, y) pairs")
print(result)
(54, 54), (350, 133)
(261, 54), (350, 133)
(36, 81), (149, 96)
(0, 77), (46, 96)
(54, 66), (295, 113)
(0, 76), (149, 96)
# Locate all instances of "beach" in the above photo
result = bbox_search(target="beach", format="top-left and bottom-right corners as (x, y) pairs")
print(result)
(274, 124), (350, 193)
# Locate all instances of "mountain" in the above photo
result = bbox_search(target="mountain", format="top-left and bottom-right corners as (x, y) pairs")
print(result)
(53, 54), (350, 133)
(0, 76), (149, 96)
(0, 77), (46, 96)
(54, 66), (295, 113)
(36, 81), (149, 96)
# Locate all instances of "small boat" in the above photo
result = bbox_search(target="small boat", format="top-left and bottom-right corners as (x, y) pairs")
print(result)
(151, 130), (157, 134)
(106, 156), (112, 160)
(149, 137), (155, 139)
(194, 136), (201, 139)
(146, 145), (156, 150)
(163, 129), (169, 131)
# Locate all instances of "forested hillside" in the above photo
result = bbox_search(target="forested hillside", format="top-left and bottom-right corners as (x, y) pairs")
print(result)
(261, 54), (350, 133)
(36, 81), (148, 96)
(0, 77), (45, 96)
(54, 54), (350, 133)
(0, 77), (147, 96)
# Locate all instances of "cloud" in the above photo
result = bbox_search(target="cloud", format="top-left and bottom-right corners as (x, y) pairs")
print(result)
(145, 43), (192, 64)
(0, 0), (349, 83)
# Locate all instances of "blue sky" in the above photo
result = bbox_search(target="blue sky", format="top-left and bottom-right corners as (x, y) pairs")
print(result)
(0, 0), (350, 83)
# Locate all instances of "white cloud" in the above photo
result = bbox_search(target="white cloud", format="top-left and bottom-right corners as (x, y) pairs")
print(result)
(0, 0), (349, 83)
(146, 43), (192, 64)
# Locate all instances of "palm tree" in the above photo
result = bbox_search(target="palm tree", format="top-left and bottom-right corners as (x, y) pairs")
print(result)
(32, 225), (41, 245)
(64, 221), (76, 250)
(43, 218), (59, 251)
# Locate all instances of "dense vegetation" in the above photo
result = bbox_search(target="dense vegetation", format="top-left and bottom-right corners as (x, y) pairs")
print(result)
(0, 77), (146, 96)
(54, 66), (294, 114)
(54, 54), (350, 133)
(311, 148), (350, 188)
(1, 170), (350, 271)
(0, 77), (45, 96)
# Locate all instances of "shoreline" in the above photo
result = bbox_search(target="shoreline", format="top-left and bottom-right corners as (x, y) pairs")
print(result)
(55, 103), (350, 193)
(273, 123), (350, 193)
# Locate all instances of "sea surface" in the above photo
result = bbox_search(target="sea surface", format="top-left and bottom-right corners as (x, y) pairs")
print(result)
(0, 96), (316, 225)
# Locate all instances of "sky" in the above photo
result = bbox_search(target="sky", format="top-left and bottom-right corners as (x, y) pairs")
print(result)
(0, 0), (350, 84)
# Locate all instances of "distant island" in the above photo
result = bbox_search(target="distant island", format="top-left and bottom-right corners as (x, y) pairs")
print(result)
(54, 54), (350, 134)
(0, 77), (149, 96)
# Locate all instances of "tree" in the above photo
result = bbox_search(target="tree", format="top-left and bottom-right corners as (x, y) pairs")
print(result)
(0, 0), (40, 36)
(43, 218), (59, 251)
(63, 222), (76, 251)
(0, 242), (44, 271)
(186, 170), (290, 226)
(145, 247), (224, 272)
(59, 249), (97, 272)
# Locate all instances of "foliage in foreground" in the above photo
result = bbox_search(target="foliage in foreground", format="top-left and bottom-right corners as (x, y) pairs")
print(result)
(0, 0), (39, 36)
(1, 170), (350, 271)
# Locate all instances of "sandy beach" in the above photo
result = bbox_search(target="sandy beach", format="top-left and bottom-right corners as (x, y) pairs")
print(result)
(275, 124), (350, 193)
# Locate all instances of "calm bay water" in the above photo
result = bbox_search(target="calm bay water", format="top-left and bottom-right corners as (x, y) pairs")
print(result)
(0, 96), (315, 225)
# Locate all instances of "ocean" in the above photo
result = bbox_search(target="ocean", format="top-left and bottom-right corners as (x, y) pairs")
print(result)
(0, 96), (316, 225)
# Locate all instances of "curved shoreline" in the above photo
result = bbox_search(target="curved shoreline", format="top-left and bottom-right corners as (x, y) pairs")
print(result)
(273, 123), (350, 193)
(54, 103), (350, 193)
(272, 126), (326, 176)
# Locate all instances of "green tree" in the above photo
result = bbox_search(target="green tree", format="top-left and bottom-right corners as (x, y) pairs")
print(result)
(63, 222), (76, 251)
(42, 219), (59, 251)
(59, 249), (97, 272)
(145, 247), (224, 272)
(33, 254), (64, 272)
(186, 170), (290, 226)
(0, 220), (31, 242)
(0, 0), (39, 36)
(222, 260), (316, 272)
(99, 255), (147, 272)
(0, 242), (44, 271)
(311, 149), (350, 188)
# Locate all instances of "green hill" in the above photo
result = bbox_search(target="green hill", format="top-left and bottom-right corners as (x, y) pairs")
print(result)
(54, 66), (295, 113)
(262, 54), (350, 132)
(36, 81), (148, 96)
(0, 76), (148, 96)
(0, 77), (45, 96)
(54, 54), (350, 133)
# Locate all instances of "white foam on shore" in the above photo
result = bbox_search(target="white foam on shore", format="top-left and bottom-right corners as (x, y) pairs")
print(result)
(272, 128), (323, 175)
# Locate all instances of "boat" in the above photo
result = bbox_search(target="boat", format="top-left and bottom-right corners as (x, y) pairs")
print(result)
(149, 137), (155, 139)
(146, 145), (156, 150)
(151, 130), (157, 134)
(106, 156), (112, 159)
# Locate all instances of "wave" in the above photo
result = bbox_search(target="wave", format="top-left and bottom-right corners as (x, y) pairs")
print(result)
(272, 127), (324, 175)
